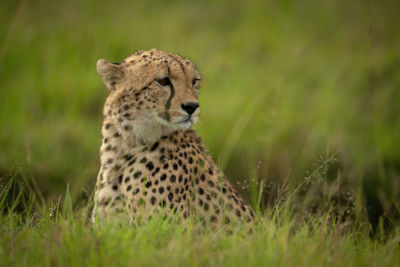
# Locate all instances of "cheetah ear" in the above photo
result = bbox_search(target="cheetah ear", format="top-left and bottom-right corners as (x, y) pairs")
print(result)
(96, 59), (124, 90)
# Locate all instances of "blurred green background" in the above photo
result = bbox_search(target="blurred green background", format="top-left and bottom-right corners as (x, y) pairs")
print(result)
(1, 0), (399, 230)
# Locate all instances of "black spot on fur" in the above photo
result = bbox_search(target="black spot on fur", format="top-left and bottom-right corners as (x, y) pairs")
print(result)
(182, 165), (188, 174)
(146, 161), (154, 171)
(152, 167), (160, 176)
(150, 142), (159, 151)
(128, 158), (136, 166)
(134, 171), (142, 179)
(236, 209), (241, 217)
(125, 154), (133, 161)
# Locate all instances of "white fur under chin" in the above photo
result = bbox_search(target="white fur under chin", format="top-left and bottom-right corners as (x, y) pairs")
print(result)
(125, 113), (197, 146)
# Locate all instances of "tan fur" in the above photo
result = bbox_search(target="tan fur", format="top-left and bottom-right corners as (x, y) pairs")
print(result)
(92, 49), (255, 225)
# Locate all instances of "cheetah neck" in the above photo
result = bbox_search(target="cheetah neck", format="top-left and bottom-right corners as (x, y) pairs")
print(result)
(99, 113), (177, 170)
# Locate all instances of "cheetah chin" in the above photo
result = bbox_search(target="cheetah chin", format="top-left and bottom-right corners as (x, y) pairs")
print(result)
(157, 114), (199, 131)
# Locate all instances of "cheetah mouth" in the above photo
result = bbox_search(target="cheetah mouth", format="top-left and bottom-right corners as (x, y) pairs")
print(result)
(156, 113), (195, 128)
(176, 114), (200, 125)
(176, 116), (193, 124)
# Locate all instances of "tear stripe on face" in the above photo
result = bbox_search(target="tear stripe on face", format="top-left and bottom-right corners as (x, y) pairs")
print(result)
(165, 82), (175, 110)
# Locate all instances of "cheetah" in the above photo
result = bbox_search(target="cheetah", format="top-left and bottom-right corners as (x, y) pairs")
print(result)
(92, 49), (255, 225)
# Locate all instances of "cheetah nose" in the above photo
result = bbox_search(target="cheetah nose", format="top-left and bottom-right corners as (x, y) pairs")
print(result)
(181, 102), (199, 115)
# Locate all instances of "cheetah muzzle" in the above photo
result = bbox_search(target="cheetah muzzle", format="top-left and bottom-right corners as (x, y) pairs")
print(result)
(92, 49), (255, 225)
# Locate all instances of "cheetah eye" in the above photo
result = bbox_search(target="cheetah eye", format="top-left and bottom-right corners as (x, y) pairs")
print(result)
(156, 77), (171, 86)
(192, 79), (200, 86)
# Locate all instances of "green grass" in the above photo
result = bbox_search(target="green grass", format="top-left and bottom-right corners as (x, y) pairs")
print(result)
(1, 177), (399, 267)
(1, 0), (400, 265)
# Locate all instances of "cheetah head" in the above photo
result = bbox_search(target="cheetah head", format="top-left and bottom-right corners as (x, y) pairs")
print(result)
(96, 49), (201, 145)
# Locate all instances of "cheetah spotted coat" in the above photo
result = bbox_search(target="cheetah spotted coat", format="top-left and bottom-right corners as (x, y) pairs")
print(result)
(92, 49), (255, 225)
